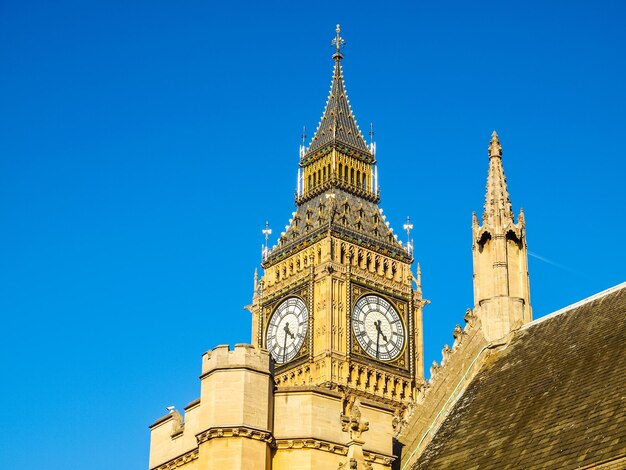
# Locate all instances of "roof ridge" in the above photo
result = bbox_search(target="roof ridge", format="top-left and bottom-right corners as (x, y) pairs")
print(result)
(522, 281), (626, 330)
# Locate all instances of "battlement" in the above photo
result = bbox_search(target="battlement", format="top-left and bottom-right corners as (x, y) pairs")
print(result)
(201, 343), (272, 378)
(149, 344), (275, 470)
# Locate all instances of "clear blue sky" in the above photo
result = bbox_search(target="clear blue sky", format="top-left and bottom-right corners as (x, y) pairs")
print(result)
(1, 1), (624, 469)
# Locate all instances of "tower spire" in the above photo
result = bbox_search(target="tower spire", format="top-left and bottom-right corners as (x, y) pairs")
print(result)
(267, 24), (407, 267)
(483, 131), (513, 223)
(305, 25), (369, 156)
(472, 131), (531, 342)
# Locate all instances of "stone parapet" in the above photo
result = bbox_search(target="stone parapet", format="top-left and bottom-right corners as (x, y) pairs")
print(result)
(149, 407), (198, 470)
(149, 344), (274, 470)
(398, 311), (492, 469)
(197, 344), (274, 468)
(201, 343), (272, 378)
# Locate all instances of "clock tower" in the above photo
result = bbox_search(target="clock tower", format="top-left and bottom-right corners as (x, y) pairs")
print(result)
(247, 27), (425, 464)
(150, 26), (426, 470)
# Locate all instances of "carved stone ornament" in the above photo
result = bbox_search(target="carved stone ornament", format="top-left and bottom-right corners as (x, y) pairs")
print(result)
(196, 426), (274, 446)
(441, 344), (452, 365)
(275, 438), (348, 455)
(155, 449), (199, 470)
(340, 397), (369, 440)
(430, 360), (440, 380)
(464, 308), (476, 328)
(337, 459), (373, 470)
(452, 324), (464, 349)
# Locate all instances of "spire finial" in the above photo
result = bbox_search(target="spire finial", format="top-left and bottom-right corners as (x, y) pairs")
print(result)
(403, 216), (414, 255)
(416, 263), (422, 296)
(253, 268), (259, 298)
(369, 122), (377, 156)
(261, 221), (272, 261)
(299, 125), (307, 159)
(301, 126), (307, 146)
(488, 130), (502, 158)
(483, 131), (513, 223)
(331, 24), (345, 62)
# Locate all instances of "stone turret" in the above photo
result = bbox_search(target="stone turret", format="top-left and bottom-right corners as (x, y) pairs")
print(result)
(472, 131), (532, 341)
(149, 344), (274, 470)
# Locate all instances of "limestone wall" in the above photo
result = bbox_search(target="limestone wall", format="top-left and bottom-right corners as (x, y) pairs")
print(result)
(273, 386), (395, 469)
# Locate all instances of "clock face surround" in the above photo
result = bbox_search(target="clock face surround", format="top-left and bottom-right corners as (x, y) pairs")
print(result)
(266, 297), (308, 364)
(352, 294), (405, 361)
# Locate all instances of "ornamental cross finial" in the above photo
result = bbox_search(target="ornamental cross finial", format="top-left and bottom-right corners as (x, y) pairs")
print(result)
(261, 221), (272, 261)
(301, 125), (307, 146)
(331, 24), (345, 61)
(404, 216), (414, 255)
(417, 263), (422, 290)
(369, 122), (377, 156)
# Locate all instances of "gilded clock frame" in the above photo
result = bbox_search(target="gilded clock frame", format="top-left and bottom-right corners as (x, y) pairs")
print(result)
(349, 284), (411, 373)
(261, 285), (311, 369)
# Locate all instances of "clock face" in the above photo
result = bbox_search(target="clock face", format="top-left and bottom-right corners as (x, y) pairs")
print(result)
(352, 295), (405, 361)
(266, 297), (308, 364)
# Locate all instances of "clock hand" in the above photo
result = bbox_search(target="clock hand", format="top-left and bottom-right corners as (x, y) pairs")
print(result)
(375, 320), (381, 359)
(375, 321), (380, 360)
(284, 322), (295, 340)
(282, 322), (295, 363)
(374, 320), (388, 360)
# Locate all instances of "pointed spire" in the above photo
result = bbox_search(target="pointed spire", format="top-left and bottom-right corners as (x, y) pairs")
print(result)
(305, 25), (369, 156)
(252, 268), (259, 299)
(416, 263), (422, 296)
(483, 131), (513, 223)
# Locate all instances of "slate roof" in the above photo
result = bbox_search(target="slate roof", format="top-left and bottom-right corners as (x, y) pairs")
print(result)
(264, 37), (409, 266)
(265, 188), (410, 265)
(305, 61), (369, 157)
(411, 283), (626, 470)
